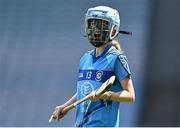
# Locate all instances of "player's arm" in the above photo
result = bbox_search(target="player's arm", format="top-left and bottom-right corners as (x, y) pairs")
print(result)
(102, 54), (135, 103)
(101, 76), (135, 103)
(52, 93), (77, 120)
(63, 93), (77, 107)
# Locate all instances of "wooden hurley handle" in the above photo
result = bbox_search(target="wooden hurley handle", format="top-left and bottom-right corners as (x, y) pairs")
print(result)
(49, 76), (115, 123)
(49, 115), (54, 123)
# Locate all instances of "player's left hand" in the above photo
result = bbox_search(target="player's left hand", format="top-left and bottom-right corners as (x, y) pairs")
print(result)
(88, 91), (100, 102)
(99, 91), (111, 100)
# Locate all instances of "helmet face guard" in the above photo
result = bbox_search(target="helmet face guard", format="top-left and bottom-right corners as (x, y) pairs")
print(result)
(87, 19), (110, 47)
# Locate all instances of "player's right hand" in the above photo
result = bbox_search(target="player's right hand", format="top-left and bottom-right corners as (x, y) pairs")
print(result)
(52, 105), (67, 121)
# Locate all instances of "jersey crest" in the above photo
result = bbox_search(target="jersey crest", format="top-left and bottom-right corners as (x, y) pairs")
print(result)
(95, 70), (103, 81)
(81, 82), (94, 96)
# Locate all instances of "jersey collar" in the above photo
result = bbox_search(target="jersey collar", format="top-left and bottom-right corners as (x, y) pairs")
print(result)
(91, 43), (113, 63)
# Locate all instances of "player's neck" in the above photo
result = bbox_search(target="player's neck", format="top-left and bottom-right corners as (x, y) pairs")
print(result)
(95, 43), (108, 57)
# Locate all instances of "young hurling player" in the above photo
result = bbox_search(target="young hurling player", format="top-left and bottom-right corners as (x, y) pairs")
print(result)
(51, 6), (135, 127)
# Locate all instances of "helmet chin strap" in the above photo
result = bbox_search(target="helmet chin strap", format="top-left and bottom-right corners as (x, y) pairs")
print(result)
(90, 40), (109, 48)
(89, 41), (105, 47)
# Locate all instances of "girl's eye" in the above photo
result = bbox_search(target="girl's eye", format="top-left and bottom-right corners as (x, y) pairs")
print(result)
(102, 21), (108, 29)
(88, 20), (108, 29)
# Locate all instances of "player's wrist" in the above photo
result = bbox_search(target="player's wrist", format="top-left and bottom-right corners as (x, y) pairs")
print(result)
(106, 91), (112, 100)
(63, 102), (70, 108)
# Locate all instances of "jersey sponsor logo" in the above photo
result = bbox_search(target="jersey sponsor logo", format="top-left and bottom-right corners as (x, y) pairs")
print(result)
(95, 70), (103, 81)
(79, 72), (83, 78)
(81, 82), (94, 96)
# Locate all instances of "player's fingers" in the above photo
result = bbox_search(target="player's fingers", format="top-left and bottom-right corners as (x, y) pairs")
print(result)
(88, 91), (94, 101)
(51, 113), (58, 120)
(99, 91), (111, 100)
(57, 108), (66, 120)
(99, 92), (107, 99)
(57, 113), (64, 120)
(57, 111), (67, 121)
(52, 107), (58, 115)
(52, 113), (57, 119)
(52, 106), (61, 120)
(89, 91), (98, 102)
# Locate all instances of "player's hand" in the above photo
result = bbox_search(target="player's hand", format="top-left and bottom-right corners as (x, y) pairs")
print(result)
(52, 105), (68, 121)
(99, 91), (112, 100)
(88, 91), (100, 102)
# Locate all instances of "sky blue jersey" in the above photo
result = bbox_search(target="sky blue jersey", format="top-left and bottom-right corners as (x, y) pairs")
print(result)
(75, 44), (131, 127)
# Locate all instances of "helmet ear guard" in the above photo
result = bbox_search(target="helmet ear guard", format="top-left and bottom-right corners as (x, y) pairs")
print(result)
(109, 25), (119, 40)
(109, 24), (132, 41)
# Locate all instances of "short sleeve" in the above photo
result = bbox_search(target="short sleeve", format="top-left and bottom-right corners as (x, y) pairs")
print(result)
(115, 54), (131, 81)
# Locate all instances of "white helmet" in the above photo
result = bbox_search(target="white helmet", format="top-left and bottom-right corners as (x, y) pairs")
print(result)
(85, 6), (120, 47)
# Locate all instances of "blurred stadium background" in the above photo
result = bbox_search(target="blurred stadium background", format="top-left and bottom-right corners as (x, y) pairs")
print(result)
(0, 0), (179, 127)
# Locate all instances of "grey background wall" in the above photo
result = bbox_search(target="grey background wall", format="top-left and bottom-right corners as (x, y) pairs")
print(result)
(0, 0), (179, 127)
(140, 0), (180, 126)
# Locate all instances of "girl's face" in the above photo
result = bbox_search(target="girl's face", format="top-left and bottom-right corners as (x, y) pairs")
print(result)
(87, 19), (109, 47)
